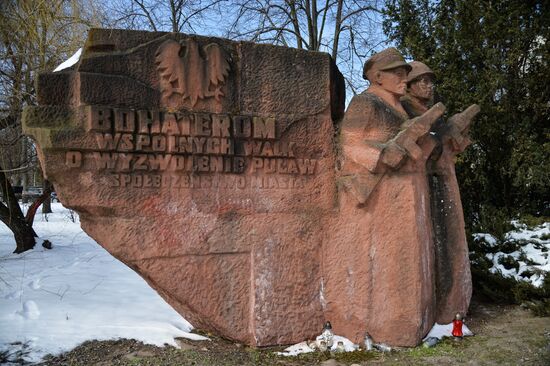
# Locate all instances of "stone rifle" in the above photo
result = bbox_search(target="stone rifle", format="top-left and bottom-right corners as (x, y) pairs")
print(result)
(349, 102), (446, 204)
(442, 104), (481, 151)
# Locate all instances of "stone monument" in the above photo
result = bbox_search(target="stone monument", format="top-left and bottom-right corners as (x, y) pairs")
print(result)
(325, 51), (478, 345)
(23, 30), (477, 347)
(402, 61), (479, 324)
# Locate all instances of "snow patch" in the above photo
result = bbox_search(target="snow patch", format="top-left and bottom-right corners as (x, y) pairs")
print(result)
(507, 221), (549, 242)
(276, 341), (315, 356)
(423, 322), (474, 340)
(277, 335), (359, 356)
(476, 221), (549, 287)
(53, 48), (82, 72)
(0, 203), (204, 363)
(17, 300), (41, 320)
(473, 233), (498, 247)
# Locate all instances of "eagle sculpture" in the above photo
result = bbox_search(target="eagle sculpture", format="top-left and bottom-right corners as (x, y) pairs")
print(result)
(155, 38), (230, 107)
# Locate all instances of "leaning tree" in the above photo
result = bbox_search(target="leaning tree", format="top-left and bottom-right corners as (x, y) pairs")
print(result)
(0, 0), (105, 253)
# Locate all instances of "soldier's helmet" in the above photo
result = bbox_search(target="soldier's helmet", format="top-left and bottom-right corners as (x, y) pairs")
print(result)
(407, 61), (435, 84)
(363, 48), (411, 81)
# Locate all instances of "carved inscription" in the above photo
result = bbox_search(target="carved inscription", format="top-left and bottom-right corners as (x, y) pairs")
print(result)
(66, 106), (318, 189)
(108, 174), (306, 189)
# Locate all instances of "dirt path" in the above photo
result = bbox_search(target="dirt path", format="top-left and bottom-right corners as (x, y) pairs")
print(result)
(39, 300), (550, 366)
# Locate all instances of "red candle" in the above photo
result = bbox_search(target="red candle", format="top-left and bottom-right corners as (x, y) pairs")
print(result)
(452, 313), (463, 337)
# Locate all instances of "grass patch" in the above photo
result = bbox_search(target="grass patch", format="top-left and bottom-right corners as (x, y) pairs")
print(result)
(407, 338), (466, 359)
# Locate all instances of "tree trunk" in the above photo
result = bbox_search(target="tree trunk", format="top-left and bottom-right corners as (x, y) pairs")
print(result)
(26, 185), (53, 227)
(332, 0), (344, 59)
(0, 164), (37, 253)
(10, 218), (36, 254)
(42, 179), (52, 213)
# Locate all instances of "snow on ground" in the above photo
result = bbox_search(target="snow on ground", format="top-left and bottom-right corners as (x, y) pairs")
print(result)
(276, 341), (315, 356)
(473, 233), (498, 247)
(0, 203), (206, 363)
(476, 222), (550, 287)
(423, 322), (474, 340)
(277, 335), (358, 356)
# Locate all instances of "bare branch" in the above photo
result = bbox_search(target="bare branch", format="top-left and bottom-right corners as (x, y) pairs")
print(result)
(132, 0), (158, 31)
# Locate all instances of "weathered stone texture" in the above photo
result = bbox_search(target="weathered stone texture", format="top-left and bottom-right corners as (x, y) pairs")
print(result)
(429, 149), (473, 324)
(23, 29), (473, 348)
(24, 28), (341, 346)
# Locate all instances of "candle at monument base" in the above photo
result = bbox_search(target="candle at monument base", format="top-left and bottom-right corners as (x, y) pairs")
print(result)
(452, 313), (464, 338)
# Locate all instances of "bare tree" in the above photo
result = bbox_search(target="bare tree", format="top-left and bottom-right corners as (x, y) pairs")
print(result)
(0, 0), (106, 253)
(106, 1), (382, 94)
(226, 0), (384, 94)
(108, 0), (226, 33)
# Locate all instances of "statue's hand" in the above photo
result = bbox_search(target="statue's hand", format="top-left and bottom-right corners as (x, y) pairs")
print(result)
(379, 141), (407, 169)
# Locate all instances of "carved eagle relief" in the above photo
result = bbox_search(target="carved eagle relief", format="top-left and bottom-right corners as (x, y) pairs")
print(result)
(155, 38), (230, 107)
